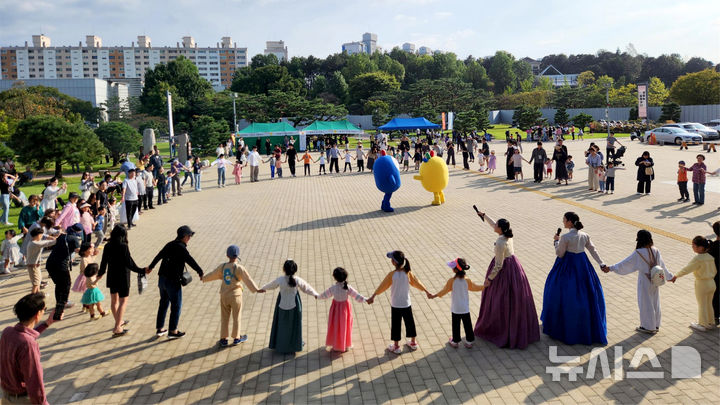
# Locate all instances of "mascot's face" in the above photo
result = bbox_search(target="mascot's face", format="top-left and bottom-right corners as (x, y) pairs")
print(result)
(373, 155), (401, 193)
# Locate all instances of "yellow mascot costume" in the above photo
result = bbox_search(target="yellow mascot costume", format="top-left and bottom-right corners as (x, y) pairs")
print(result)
(414, 155), (449, 205)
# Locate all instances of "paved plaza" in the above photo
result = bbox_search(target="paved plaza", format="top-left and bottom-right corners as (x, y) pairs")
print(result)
(1, 139), (719, 404)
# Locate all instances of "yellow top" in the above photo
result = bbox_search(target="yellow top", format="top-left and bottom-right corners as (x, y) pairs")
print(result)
(675, 253), (716, 280)
(434, 277), (485, 298)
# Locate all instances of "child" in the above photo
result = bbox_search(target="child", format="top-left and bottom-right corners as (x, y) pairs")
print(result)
(511, 149), (528, 181)
(106, 197), (118, 233)
(413, 150), (422, 170)
(93, 207), (106, 249)
(263, 155), (277, 179)
(275, 157), (284, 178)
(605, 162), (624, 194)
(318, 267), (366, 352)
(315, 153), (327, 175)
(1, 230), (22, 274)
(685, 154), (707, 205)
(677, 160), (689, 202)
(487, 151), (496, 174)
(566, 156), (575, 180)
(232, 160), (243, 184)
(79, 203), (94, 243)
(25, 227), (56, 293)
(478, 158), (487, 173)
(80, 263), (106, 320)
(72, 243), (96, 309)
(260, 259), (319, 354)
(202, 245), (261, 347)
(670, 236), (717, 331)
(544, 159), (553, 179)
(429, 258), (485, 348)
(597, 166), (606, 193)
(402, 150), (411, 172)
(342, 149), (355, 173)
(367, 251), (430, 354)
(302, 150), (312, 176)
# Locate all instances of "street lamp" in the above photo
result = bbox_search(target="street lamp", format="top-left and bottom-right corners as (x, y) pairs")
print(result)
(602, 82), (611, 139)
(232, 92), (238, 134)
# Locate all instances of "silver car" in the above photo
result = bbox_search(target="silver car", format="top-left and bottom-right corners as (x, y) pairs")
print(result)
(663, 122), (719, 140)
(643, 127), (703, 145)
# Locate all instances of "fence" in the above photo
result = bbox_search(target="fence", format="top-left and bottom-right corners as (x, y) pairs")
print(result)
(488, 105), (720, 125)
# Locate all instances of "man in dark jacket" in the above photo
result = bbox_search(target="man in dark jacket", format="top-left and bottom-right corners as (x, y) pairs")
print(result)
(147, 225), (203, 339)
(528, 142), (548, 183)
(45, 233), (82, 319)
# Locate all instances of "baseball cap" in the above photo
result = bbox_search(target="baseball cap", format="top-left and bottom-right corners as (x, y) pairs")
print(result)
(678, 160), (685, 165)
(177, 225), (195, 238)
(386, 251), (395, 259)
(227, 245), (240, 258)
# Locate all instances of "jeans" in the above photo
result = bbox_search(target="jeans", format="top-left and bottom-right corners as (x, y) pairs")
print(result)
(304, 163), (311, 176)
(194, 173), (201, 190)
(145, 187), (154, 208)
(156, 275), (182, 332)
(217, 167), (226, 185)
(182, 172), (193, 187)
(172, 175), (181, 195)
(693, 182), (705, 204)
(288, 160), (296, 176)
(270, 165), (276, 178)
(344, 162), (352, 172)
(533, 163), (544, 182)
(329, 158), (339, 173)
(606, 177), (615, 192)
(606, 148), (615, 164)
(1, 194), (9, 223)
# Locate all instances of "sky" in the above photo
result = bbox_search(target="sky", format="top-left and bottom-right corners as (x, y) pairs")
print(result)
(1, 0), (718, 63)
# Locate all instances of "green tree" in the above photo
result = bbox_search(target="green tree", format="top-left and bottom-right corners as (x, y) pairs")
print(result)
(609, 84), (637, 107)
(647, 77), (669, 106)
(250, 53), (279, 68)
(669, 69), (720, 105)
(571, 113), (593, 132)
(554, 107), (570, 125)
(348, 72), (400, 104)
(190, 116), (230, 154)
(231, 65), (303, 95)
(327, 71), (349, 103)
(463, 61), (491, 90)
(512, 60), (532, 91)
(0, 85), (98, 122)
(659, 102), (681, 123)
(95, 122), (142, 166)
(488, 51), (516, 94)
(10, 115), (106, 178)
(577, 70), (596, 87)
(140, 56), (212, 123)
(512, 105), (543, 130)
(364, 99), (390, 128)
(341, 53), (377, 82)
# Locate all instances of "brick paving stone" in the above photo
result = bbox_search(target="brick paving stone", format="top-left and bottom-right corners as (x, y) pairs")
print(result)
(0, 140), (718, 404)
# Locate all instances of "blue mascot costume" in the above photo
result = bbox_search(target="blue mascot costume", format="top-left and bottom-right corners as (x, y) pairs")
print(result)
(373, 150), (401, 212)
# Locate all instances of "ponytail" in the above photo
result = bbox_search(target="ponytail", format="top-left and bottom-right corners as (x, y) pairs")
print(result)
(390, 251), (411, 273)
(283, 259), (298, 287)
(564, 212), (584, 230)
(496, 218), (513, 238)
(453, 258), (470, 279)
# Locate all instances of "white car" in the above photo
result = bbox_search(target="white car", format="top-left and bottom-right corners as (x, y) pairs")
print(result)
(663, 122), (719, 140)
(703, 120), (720, 132)
(642, 127), (703, 145)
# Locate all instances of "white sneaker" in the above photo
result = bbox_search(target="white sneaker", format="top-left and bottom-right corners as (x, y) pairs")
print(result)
(1, 268), (11, 275)
(406, 341), (419, 351)
(387, 344), (402, 355)
(689, 323), (707, 332)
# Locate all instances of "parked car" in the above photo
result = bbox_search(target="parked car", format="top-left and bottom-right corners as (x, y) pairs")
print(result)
(702, 120), (720, 132)
(662, 122), (720, 140)
(642, 127), (703, 145)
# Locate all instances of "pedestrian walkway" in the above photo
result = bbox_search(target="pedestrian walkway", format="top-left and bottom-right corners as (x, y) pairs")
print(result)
(0, 139), (717, 404)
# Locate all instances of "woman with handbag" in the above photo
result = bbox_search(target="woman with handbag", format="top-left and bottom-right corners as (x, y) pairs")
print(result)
(635, 151), (654, 195)
(602, 230), (674, 334)
(147, 225), (204, 339)
(98, 225), (145, 337)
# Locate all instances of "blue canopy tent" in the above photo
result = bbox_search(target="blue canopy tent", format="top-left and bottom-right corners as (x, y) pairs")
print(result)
(378, 117), (440, 131)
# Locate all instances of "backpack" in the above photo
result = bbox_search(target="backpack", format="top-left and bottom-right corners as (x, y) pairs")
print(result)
(638, 248), (666, 287)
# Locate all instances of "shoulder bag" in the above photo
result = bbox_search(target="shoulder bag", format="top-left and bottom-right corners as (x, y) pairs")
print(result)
(638, 248), (665, 287)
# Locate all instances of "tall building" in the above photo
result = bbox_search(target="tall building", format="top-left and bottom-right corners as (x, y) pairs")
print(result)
(264, 40), (288, 62)
(362, 33), (377, 54)
(0, 34), (248, 91)
(418, 46), (433, 56)
(341, 42), (364, 55)
(402, 43), (416, 53)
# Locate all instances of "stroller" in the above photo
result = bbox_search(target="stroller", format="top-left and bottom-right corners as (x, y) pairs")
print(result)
(611, 146), (626, 166)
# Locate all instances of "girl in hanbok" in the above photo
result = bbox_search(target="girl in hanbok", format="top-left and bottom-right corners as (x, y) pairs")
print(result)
(604, 230), (673, 334)
(317, 267), (366, 352)
(260, 260), (319, 354)
(541, 212), (607, 345)
(40, 177), (67, 212)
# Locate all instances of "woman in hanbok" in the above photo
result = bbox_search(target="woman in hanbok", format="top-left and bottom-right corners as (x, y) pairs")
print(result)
(603, 230), (673, 334)
(473, 211), (540, 349)
(40, 177), (67, 212)
(541, 212), (607, 345)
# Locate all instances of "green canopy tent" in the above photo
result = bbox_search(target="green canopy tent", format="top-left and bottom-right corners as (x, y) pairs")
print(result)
(236, 122), (299, 153)
(302, 120), (364, 135)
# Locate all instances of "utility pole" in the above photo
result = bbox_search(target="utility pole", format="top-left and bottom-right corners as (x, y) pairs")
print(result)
(167, 90), (174, 157)
(233, 92), (238, 133)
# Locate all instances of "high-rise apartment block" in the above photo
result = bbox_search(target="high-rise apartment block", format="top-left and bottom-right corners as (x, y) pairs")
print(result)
(417, 46), (433, 56)
(402, 43), (415, 53)
(341, 33), (378, 55)
(341, 42), (365, 55)
(0, 34), (248, 92)
(362, 33), (377, 54)
(264, 41), (288, 62)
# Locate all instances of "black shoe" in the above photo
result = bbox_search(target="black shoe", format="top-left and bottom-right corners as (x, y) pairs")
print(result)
(692, 202), (699, 205)
(168, 331), (186, 339)
(677, 198), (685, 202)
